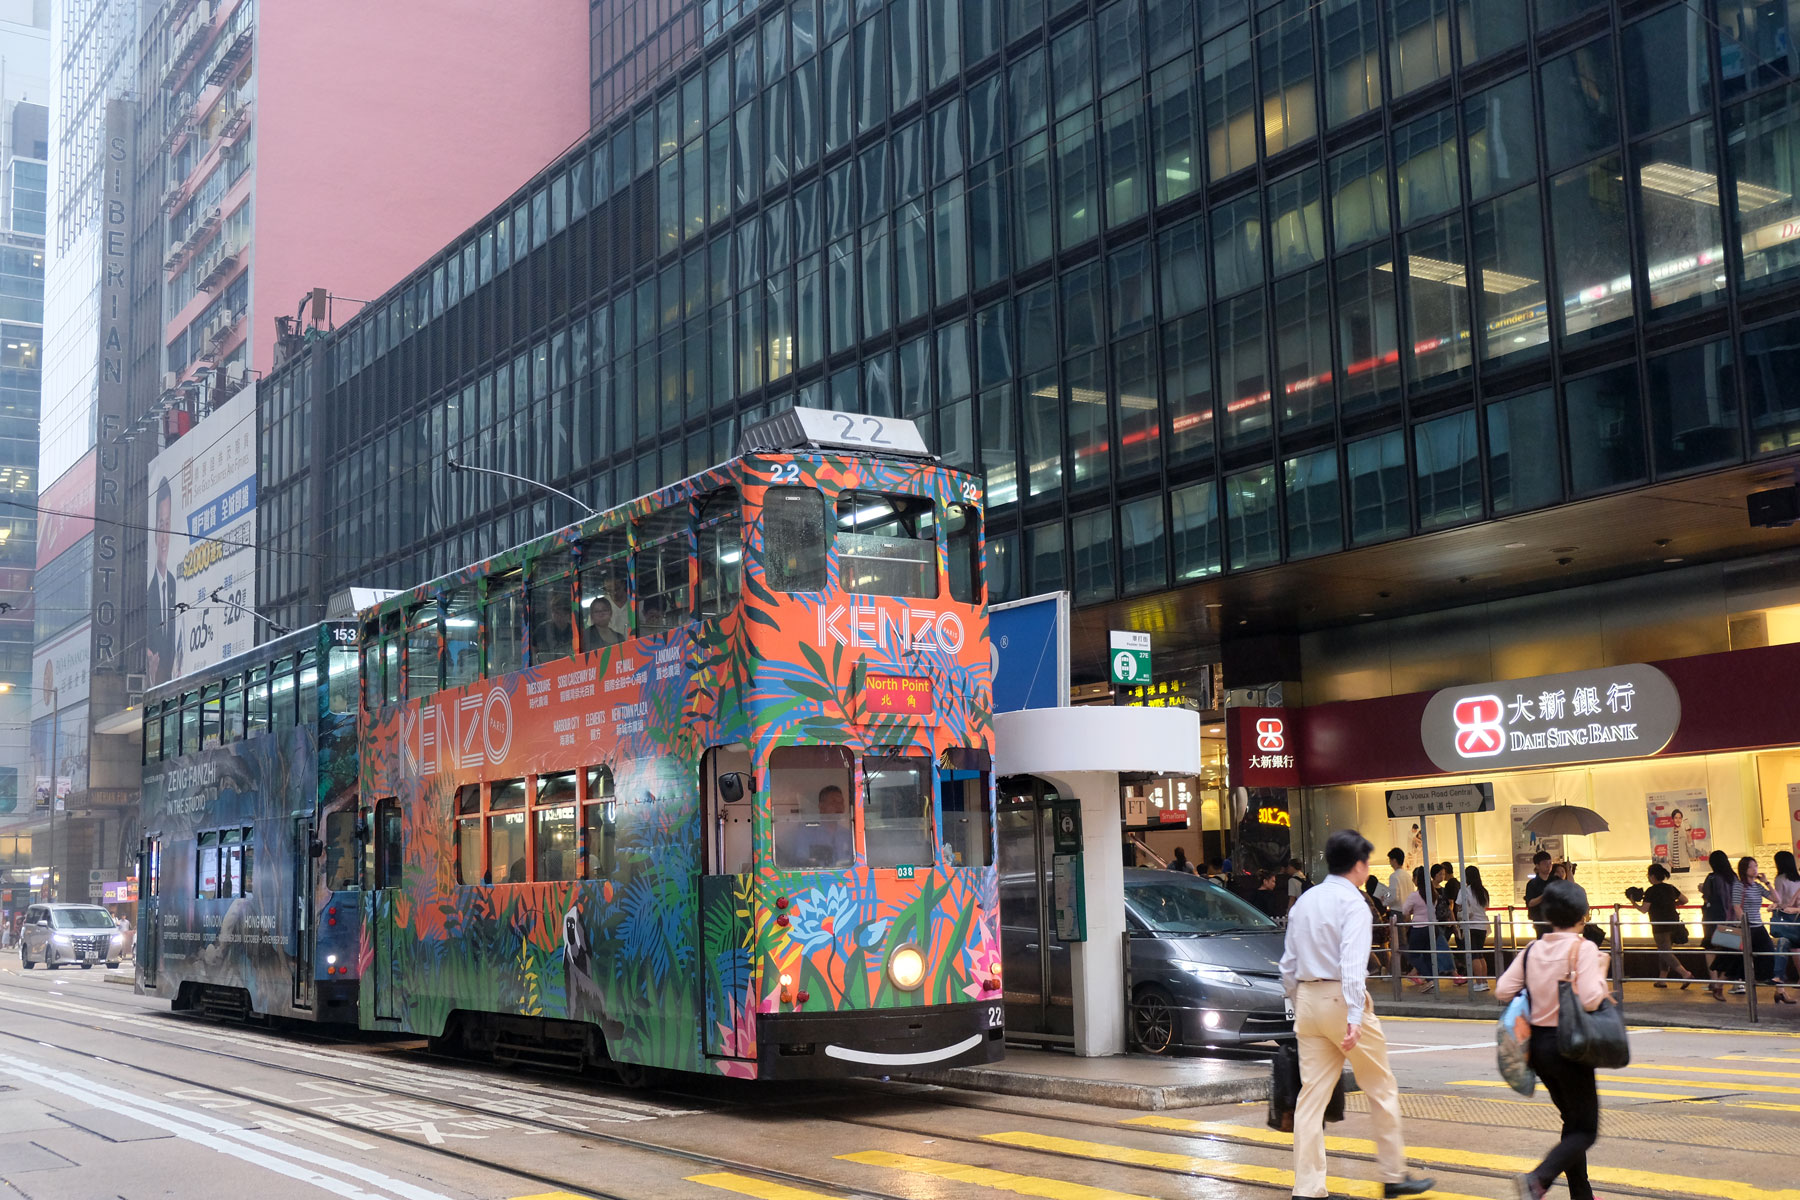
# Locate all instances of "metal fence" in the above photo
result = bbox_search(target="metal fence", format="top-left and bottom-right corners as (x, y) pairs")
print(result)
(1382, 905), (1798, 1023)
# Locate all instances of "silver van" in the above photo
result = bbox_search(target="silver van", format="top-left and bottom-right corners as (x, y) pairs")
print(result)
(18, 903), (123, 969)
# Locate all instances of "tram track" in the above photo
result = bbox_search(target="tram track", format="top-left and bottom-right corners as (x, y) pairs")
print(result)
(3, 972), (1707, 1200)
(0, 979), (1510, 1200)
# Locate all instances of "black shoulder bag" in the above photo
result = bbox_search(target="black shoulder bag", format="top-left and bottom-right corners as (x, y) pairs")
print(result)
(1557, 942), (1631, 1069)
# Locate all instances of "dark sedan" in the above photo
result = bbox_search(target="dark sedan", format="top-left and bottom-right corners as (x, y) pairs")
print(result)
(1125, 869), (1294, 1052)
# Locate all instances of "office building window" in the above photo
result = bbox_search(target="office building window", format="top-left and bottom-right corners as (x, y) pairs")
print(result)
(1258, 0), (1316, 155)
(1727, 85), (1800, 289)
(1284, 448), (1342, 559)
(1459, 0), (1525, 62)
(1471, 185), (1548, 362)
(1335, 245), (1401, 414)
(1414, 410), (1481, 528)
(1347, 430), (1409, 543)
(1275, 268), (1333, 433)
(1466, 75), (1537, 202)
(1542, 39), (1620, 172)
(1170, 481), (1222, 579)
(1621, 5), (1710, 136)
(1330, 140), (1390, 251)
(1120, 495), (1167, 594)
(1070, 509), (1115, 603)
(1744, 315), (1800, 452)
(1027, 520), (1066, 591)
(1647, 340), (1740, 476)
(1487, 389), (1562, 514)
(1402, 215), (1472, 385)
(1551, 156), (1633, 342)
(1395, 107), (1461, 227)
(1386, 0), (1451, 98)
(1162, 312), (1215, 463)
(1634, 120), (1726, 314)
(1226, 466), (1279, 571)
(1566, 364), (1647, 495)
(1322, 0), (1381, 128)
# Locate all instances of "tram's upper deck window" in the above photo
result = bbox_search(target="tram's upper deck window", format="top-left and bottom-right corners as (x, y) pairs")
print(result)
(837, 492), (937, 598)
(762, 487), (828, 591)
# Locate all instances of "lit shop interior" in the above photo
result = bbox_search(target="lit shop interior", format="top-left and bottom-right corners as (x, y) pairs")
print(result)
(1303, 749), (1800, 941)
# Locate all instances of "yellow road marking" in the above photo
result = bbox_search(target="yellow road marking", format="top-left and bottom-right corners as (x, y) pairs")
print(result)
(1121, 1117), (1800, 1200)
(686, 1173), (843, 1200)
(1449, 1079), (1717, 1101)
(980, 1131), (1492, 1200)
(1719, 1055), (1800, 1065)
(842, 1150), (1159, 1200)
(511, 1194), (596, 1200)
(1601, 1073), (1800, 1096)
(1381, 1016), (1800, 1039)
(1733, 1099), (1800, 1113)
(1647, 1062), (1800, 1079)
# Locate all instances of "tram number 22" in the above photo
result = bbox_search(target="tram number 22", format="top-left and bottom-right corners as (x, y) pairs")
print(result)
(985, 1004), (1004, 1029)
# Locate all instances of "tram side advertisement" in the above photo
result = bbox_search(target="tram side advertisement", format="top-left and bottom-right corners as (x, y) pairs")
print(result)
(141, 723), (314, 1017)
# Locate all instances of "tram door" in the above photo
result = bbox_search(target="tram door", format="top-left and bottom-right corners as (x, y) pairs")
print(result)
(699, 747), (754, 1062)
(136, 835), (161, 987)
(997, 777), (1074, 1042)
(291, 817), (314, 1010)
(370, 799), (403, 1021)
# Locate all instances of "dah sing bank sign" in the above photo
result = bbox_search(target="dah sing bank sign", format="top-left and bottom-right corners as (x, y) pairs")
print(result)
(1420, 663), (1681, 772)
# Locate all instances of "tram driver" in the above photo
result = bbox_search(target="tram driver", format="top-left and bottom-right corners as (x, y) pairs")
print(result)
(780, 785), (855, 868)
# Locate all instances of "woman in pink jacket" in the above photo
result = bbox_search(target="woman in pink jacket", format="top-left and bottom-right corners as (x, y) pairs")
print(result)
(1495, 880), (1611, 1200)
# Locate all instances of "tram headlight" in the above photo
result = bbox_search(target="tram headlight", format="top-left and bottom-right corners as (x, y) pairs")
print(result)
(886, 944), (926, 991)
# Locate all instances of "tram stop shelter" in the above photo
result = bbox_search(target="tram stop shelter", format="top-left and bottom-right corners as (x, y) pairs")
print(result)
(994, 705), (1202, 1056)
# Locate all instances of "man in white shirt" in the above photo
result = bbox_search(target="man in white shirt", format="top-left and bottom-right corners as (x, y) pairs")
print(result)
(1281, 830), (1434, 1200)
(1385, 847), (1413, 910)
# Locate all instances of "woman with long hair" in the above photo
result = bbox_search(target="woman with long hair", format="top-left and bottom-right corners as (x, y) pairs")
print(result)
(1702, 849), (1736, 1001)
(1461, 865), (1491, 991)
(1771, 850), (1800, 989)
(1733, 856), (1789, 1004)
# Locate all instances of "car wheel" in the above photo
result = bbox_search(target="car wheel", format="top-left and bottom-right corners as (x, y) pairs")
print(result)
(1131, 984), (1179, 1054)
(107, 961), (120, 969)
(19, 948), (32, 970)
(80, 962), (93, 970)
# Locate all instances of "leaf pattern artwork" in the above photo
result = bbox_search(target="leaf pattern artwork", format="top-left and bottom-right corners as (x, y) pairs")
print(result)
(356, 451), (998, 1077)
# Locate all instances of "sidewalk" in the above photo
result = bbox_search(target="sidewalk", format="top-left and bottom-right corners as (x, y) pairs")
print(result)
(1370, 977), (1800, 1032)
(908, 1046), (1273, 1110)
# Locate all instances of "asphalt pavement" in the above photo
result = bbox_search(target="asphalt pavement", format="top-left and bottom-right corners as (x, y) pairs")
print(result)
(0, 954), (1794, 1200)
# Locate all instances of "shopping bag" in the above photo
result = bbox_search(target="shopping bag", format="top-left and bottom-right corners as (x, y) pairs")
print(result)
(1267, 1042), (1347, 1132)
(1496, 988), (1536, 1096)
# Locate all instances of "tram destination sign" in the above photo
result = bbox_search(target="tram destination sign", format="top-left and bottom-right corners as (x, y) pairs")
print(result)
(1420, 663), (1681, 773)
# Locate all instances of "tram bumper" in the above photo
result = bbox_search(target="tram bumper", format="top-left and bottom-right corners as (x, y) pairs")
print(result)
(756, 1000), (1005, 1078)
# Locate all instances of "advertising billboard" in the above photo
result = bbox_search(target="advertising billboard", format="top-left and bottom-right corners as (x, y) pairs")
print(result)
(145, 384), (257, 684)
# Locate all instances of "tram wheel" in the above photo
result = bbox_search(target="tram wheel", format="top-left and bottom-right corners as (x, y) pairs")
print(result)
(610, 1060), (658, 1089)
(1131, 985), (1178, 1055)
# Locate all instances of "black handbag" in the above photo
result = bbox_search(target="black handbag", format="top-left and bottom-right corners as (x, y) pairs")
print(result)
(1556, 943), (1631, 1069)
(1267, 1041), (1347, 1132)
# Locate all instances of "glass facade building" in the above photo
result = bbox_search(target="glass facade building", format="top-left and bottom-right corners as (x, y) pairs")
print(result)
(262, 0), (1800, 648)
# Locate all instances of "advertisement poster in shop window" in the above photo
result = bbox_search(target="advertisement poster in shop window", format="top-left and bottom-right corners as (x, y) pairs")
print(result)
(1646, 789), (1711, 874)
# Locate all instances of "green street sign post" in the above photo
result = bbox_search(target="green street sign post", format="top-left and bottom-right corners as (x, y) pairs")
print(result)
(1109, 630), (1150, 685)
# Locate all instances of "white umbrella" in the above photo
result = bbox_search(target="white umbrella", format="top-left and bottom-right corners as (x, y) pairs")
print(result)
(1524, 805), (1610, 837)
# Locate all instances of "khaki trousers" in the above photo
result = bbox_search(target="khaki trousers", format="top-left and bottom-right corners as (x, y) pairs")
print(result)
(1292, 980), (1407, 1197)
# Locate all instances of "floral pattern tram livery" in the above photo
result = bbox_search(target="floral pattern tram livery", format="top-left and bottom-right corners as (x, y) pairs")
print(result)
(358, 413), (1003, 1079)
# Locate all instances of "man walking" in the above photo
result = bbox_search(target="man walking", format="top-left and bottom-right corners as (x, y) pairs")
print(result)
(1281, 829), (1434, 1199)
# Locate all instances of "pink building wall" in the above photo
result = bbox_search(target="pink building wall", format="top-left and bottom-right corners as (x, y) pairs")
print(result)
(250, 0), (590, 368)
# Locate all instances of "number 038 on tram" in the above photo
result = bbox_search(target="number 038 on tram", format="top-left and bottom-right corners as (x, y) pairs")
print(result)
(356, 408), (1003, 1079)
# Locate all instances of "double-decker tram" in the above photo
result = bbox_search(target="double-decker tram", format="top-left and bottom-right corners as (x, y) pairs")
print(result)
(357, 408), (1002, 1080)
(137, 621), (364, 1023)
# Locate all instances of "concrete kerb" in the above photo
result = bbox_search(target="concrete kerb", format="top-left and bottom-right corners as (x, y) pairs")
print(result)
(906, 1061), (1273, 1110)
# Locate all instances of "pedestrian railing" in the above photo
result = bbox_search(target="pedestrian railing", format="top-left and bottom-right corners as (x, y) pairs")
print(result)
(1380, 906), (1797, 1023)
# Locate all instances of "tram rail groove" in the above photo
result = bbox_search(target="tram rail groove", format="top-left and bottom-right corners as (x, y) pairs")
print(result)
(4, 979), (1709, 1200)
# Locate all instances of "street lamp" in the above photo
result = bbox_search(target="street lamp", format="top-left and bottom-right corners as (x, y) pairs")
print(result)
(445, 456), (598, 516)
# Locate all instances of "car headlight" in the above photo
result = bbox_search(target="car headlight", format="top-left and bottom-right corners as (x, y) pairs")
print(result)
(111, 934), (124, 946)
(886, 944), (926, 991)
(51, 934), (70, 946)
(1177, 961), (1249, 988)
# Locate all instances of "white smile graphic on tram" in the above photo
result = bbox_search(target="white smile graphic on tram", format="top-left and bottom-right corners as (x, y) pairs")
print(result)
(817, 602), (965, 654)
(822, 1033), (985, 1066)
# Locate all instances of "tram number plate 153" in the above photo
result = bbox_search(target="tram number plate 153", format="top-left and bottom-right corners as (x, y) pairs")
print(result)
(896, 865), (915, 880)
